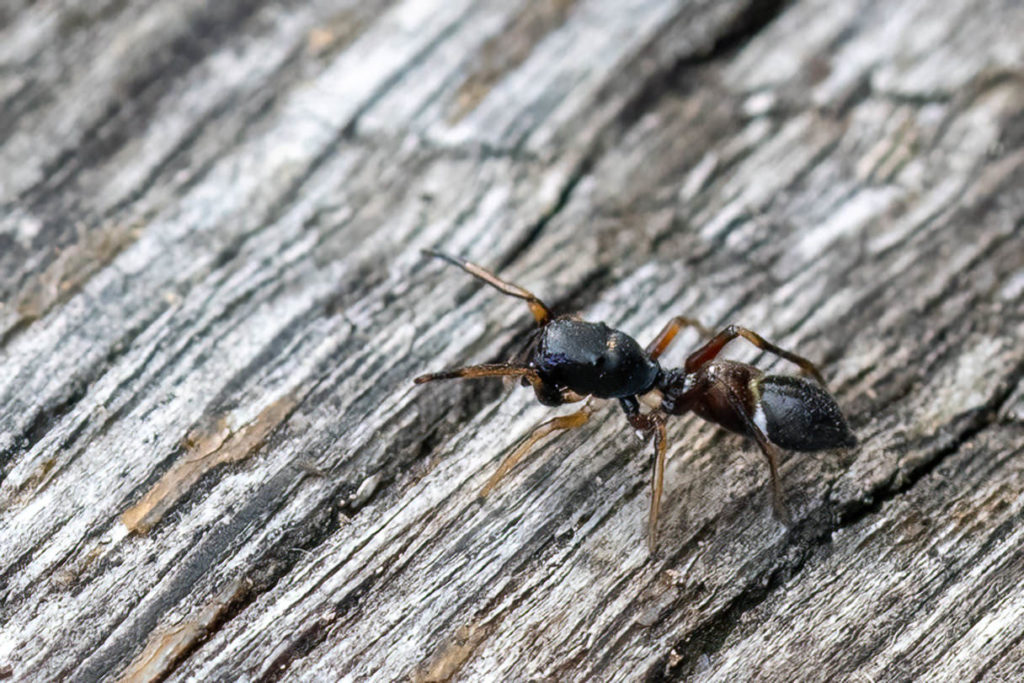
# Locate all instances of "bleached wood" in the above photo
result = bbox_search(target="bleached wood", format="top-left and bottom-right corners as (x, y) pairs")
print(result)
(0, 0), (1022, 681)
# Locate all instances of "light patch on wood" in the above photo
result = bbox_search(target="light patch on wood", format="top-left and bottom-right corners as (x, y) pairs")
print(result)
(306, 3), (398, 58)
(413, 623), (491, 683)
(305, 11), (366, 58)
(52, 538), (110, 590)
(117, 578), (251, 683)
(13, 220), (141, 324)
(448, 0), (578, 123)
(8, 456), (58, 507)
(120, 394), (299, 534)
(912, 336), (1014, 436)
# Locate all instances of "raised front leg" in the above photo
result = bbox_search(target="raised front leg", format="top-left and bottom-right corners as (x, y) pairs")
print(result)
(415, 362), (544, 390)
(423, 250), (552, 326)
(415, 363), (577, 407)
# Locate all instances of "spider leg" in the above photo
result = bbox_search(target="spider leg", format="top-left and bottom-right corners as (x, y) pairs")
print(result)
(480, 402), (594, 497)
(685, 325), (826, 385)
(424, 250), (552, 326)
(622, 398), (669, 553)
(645, 316), (712, 360)
(416, 363), (581, 407)
(414, 362), (545, 393)
(719, 381), (792, 525)
(646, 420), (668, 552)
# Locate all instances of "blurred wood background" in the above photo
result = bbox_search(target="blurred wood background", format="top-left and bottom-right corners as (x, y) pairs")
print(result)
(1, 0), (1023, 680)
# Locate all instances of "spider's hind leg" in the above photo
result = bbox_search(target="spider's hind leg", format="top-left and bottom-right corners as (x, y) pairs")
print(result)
(685, 325), (826, 385)
(718, 380), (792, 525)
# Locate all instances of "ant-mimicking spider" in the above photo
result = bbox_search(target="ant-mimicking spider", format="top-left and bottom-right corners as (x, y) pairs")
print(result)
(414, 250), (856, 551)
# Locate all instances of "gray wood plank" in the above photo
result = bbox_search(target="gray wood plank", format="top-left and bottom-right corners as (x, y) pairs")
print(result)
(0, 0), (1022, 680)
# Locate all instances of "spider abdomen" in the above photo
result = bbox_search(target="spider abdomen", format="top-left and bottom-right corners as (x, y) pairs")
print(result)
(757, 375), (857, 452)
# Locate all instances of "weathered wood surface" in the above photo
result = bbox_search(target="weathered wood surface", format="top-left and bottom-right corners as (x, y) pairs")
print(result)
(1, 0), (1023, 680)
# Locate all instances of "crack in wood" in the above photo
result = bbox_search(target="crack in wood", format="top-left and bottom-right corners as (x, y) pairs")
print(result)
(15, 0), (277, 208)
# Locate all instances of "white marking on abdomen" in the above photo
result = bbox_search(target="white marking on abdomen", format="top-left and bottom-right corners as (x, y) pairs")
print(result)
(752, 403), (768, 435)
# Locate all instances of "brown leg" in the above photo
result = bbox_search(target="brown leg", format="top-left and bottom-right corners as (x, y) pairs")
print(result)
(559, 389), (588, 404)
(414, 362), (545, 391)
(480, 402), (593, 497)
(719, 381), (791, 525)
(415, 362), (581, 407)
(424, 250), (552, 326)
(648, 421), (668, 553)
(684, 325), (826, 385)
(645, 316), (712, 360)
(626, 408), (669, 553)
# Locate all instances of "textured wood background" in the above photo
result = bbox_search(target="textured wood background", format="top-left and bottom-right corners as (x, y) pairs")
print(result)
(1, 0), (1023, 680)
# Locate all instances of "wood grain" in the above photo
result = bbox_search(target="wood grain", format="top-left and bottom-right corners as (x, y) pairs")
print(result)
(0, 0), (1022, 680)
